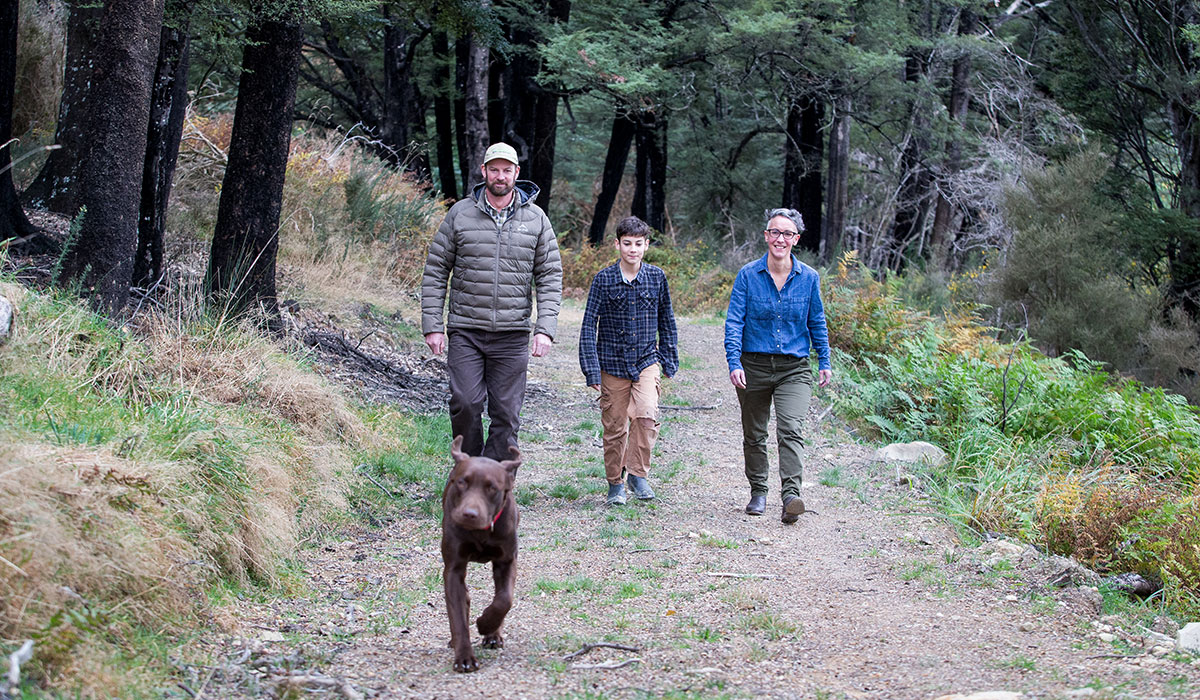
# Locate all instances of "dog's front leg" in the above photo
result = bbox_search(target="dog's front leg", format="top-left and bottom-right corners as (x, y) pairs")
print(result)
(443, 558), (477, 672)
(477, 553), (515, 648)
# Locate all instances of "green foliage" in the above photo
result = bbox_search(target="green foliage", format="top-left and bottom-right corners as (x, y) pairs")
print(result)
(829, 273), (1200, 615)
(989, 149), (1157, 365)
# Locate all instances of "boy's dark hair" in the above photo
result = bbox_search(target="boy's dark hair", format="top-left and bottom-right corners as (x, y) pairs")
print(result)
(615, 216), (652, 240)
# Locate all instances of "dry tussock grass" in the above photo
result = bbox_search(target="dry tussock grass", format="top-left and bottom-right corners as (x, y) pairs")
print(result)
(0, 443), (200, 692)
(1, 282), (360, 689)
(142, 312), (364, 445)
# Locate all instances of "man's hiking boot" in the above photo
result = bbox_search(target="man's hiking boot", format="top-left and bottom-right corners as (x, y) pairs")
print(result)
(606, 482), (627, 506)
(744, 494), (766, 516)
(627, 474), (656, 500)
(782, 495), (806, 524)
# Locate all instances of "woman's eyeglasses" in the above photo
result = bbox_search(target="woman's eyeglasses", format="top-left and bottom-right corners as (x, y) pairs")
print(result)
(765, 229), (798, 240)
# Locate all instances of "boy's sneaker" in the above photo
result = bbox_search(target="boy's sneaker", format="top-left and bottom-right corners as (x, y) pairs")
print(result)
(626, 474), (656, 500)
(607, 482), (627, 506)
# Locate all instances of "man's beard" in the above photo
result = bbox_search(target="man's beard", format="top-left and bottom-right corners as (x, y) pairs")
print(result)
(487, 180), (512, 197)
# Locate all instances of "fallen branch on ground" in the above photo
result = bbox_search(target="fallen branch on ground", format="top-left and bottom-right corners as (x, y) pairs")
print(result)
(562, 642), (640, 660)
(658, 404), (717, 411)
(572, 658), (641, 670)
(705, 572), (781, 580)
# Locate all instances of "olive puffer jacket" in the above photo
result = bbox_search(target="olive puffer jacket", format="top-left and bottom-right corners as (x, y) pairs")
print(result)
(421, 181), (563, 339)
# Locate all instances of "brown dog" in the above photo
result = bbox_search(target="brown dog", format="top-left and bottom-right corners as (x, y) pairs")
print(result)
(441, 435), (521, 672)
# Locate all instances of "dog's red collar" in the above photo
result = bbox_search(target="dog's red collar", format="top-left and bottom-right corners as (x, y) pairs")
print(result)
(490, 505), (504, 530)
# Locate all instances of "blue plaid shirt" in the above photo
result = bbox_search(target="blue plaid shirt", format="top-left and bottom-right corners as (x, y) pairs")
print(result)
(579, 262), (679, 386)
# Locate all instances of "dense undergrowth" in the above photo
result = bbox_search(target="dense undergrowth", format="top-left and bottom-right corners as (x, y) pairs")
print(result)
(824, 252), (1200, 617)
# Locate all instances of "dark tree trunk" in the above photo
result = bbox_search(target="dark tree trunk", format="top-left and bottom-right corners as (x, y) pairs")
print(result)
(782, 95), (824, 254)
(432, 31), (457, 200)
(455, 36), (470, 195)
(496, 24), (538, 165)
(55, 0), (164, 315)
(821, 93), (850, 264)
(134, 9), (191, 290)
(206, 18), (302, 320)
(22, 1), (103, 214)
(528, 0), (571, 212)
(1167, 97), (1200, 317)
(0, 0), (37, 246)
(886, 54), (934, 271)
(463, 29), (490, 190)
(930, 8), (975, 272)
(631, 109), (667, 233)
(588, 110), (636, 245)
(382, 8), (429, 178)
(487, 51), (505, 149)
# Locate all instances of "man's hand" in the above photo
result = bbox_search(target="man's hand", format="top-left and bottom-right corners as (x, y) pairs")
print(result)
(730, 369), (746, 389)
(588, 384), (600, 392)
(818, 369), (833, 388)
(424, 332), (445, 356)
(531, 333), (553, 357)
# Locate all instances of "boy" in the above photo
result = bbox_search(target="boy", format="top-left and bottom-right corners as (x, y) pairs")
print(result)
(578, 216), (679, 506)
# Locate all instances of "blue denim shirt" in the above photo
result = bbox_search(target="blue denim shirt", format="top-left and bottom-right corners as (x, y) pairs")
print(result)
(724, 254), (831, 372)
(579, 262), (679, 386)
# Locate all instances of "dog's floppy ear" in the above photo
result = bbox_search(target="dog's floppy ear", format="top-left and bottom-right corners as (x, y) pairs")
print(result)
(450, 435), (469, 464)
(499, 445), (522, 476)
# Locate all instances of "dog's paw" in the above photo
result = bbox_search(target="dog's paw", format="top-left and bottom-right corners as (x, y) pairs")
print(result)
(453, 651), (480, 673)
(481, 633), (504, 649)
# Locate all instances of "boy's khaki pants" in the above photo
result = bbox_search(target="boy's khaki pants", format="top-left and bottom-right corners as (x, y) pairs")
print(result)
(598, 364), (661, 483)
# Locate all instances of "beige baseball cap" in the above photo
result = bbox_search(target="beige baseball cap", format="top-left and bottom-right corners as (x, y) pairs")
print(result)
(483, 142), (519, 166)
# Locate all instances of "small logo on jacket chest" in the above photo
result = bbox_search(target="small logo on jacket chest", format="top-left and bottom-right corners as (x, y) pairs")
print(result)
(516, 222), (529, 232)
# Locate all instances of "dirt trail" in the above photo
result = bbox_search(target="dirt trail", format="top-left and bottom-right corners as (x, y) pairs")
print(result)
(207, 304), (1198, 699)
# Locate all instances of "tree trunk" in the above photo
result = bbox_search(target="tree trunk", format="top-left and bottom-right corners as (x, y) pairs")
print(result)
(432, 31), (457, 200)
(631, 109), (667, 233)
(782, 94), (824, 254)
(206, 18), (302, 321)
(463, 27), (490, 190)
(22, 1), (103, 214)
(0, 0), (37, 246)
(55, 0), (164, 315)
(1167, 96), (1200, 317)
(588, 110), (636, 245)
(528, 0), (571, 212)
(929, 8), (975, 272)
(821, 93), (850, 264)
(886, 54), (934, 271)
(455, 36), (470, 196)
(381, 9), (429, 178)
(134, 9), (191, 290)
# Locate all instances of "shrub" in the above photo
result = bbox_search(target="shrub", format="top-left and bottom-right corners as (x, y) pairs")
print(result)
(829, 270), (1200, 615)
(987, 149), (1157, 368)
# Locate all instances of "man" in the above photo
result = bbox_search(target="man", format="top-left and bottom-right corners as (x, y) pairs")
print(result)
(724, 208), (833, 524)
(422, 142), (563, 460)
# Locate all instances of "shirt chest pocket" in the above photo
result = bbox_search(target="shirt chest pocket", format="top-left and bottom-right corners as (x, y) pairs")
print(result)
(749, 296), (807, 321)
(636, 288), (656, 311)
(603, 287), (629, 311)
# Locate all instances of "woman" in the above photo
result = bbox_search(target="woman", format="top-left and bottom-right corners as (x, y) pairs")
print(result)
(724, 208), (833, 524)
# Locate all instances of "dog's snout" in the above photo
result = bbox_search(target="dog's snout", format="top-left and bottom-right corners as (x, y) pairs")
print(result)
(461, 506), (479, 520)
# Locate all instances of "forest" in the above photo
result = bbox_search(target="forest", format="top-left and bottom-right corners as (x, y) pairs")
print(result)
(4, 0), (1200, 697)
(3, 0), (1199, 396)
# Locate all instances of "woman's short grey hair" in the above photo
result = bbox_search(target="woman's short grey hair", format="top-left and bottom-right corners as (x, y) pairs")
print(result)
(764, 208), (805, 233)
